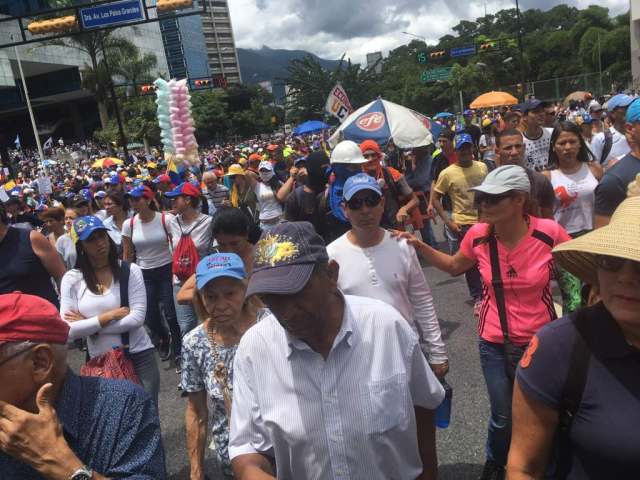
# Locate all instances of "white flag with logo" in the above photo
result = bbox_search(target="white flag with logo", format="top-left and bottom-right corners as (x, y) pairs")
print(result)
(43, 137), (53, 149)
(324, 83), (353, 123)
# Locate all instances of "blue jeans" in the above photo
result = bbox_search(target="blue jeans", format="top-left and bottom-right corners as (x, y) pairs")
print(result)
(173, 283), (199, 338)
(445, 223), (483, 300)
(478, 339), (527, 467)
(141, 262), (182, 357)
(420, 219), (436, 247)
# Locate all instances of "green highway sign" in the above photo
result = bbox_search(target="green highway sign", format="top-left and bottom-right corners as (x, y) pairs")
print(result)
(421, 67), (452, 83)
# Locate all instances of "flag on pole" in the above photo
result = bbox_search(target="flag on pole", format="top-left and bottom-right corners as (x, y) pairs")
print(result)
(166, 156), (182, 185)
(324, 83), (353, 123)
(43, 137), (53, 149)
(14, 135), (21, 150)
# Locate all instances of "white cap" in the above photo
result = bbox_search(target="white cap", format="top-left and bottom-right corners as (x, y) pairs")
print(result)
(470, 165), (531, 195)
(330, 140), (367, 165)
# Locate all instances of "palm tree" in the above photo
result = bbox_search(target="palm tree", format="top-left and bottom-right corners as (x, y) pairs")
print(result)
(111, 45), (158, 97)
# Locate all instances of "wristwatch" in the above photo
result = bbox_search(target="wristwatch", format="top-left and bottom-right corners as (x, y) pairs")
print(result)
(70, 466), (93, 480)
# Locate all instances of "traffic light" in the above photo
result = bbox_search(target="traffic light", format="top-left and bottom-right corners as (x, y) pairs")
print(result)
(157, 0), (193, 13)
(28, 15), (77, 35)
(194, 79), (211, 87)
(516, 83), (524, 94)
(430, 51), (446, 59)
(140, 84), (157, 95)
(479, 42), (496, 51)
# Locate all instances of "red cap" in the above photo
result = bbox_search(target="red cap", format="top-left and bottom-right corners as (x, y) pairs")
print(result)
(156, 174), (171, 183)
(267, 144), (278, 151)
(0, 293), (70, 345)
(359, 139), (382, 155)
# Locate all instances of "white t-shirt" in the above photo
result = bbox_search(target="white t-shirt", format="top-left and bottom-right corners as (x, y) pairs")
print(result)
(121, 211), (174, 269)
(254, 182), (283, 221)
(60, 263), (153, 357)
(327, 230), (447, 363)
(56, 233), (76, 270)
(479, 134), (496, 162)
(590, 126), (630, 167)
(523, 128), (552, 172)
(168, 212), (213, 259)
(549, 163), (598, 234)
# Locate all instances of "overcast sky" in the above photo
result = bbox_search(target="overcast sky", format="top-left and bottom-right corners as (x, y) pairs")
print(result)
(228, 0), (629, 64)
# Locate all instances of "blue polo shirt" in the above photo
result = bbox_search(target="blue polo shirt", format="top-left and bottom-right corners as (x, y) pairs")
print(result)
(0, 370), (166, 479)
(517, 302), (640, 479)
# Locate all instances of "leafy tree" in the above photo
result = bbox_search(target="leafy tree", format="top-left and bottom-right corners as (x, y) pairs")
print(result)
(191, 90), (229, 143)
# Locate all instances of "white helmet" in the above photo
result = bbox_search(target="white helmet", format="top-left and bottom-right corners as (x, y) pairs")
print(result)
(330, 140), (367, 165)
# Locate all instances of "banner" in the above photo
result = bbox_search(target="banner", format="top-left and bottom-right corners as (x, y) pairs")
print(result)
(324, 83), (353, 123)
(43, 137), (53, 149)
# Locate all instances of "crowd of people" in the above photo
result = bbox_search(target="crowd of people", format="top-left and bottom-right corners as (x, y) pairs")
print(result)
(0, 90), (639, 480)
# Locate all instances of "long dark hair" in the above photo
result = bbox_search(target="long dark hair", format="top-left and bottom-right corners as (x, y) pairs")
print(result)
(74, 232), (121, 294)
(548, 121), (594, 168)
(106, 191), (130, 214)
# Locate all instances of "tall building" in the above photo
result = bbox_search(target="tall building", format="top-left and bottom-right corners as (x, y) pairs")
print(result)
(200, 0), (242, 85)
(632, 1), (640, 87)
(160, 14), (211, 87)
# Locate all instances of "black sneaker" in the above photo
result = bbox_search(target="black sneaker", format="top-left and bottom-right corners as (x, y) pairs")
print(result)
(479, 460), (505, 480)
(157, 339), (172, 362)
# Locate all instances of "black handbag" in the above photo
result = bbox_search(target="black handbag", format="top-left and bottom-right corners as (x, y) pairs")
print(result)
(488, 235), (526, 381)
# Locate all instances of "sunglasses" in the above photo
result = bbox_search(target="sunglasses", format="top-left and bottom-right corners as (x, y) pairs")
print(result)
(474, 191), (515, 207)
(0, 343), (36, 368)
(596, 255), (640, 274)
(346, 194), (381, 210)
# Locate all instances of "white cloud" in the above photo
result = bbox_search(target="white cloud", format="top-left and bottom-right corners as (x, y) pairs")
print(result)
(228, 0), (629, 64)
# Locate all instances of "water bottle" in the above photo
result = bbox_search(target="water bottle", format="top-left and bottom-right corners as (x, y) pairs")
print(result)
(435, 380), (453, 429)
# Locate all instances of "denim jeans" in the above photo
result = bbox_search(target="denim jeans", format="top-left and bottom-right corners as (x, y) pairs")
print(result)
(478, 339), (527, 467)
(141, 262), (182, 357)
(173, 283), (199, 338)
(445, 223), (483, 300)
(420, 219), (436, 248)
(130, 348), (160, 407)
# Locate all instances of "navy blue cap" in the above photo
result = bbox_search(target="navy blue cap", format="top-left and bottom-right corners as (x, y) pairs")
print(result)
(106, 173), (121, 185)
(455, 133), (474, 150)
(522, 99), (543, 113)
(343, 173), (382, 201)
(196, 253), (246, 290)
(72, 216), (108, 242)
(246, 221), (329, 297)
(463, 109), (473, 116)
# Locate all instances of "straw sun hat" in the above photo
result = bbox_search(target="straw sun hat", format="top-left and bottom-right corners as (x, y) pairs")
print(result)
(552, 195), (640, 286)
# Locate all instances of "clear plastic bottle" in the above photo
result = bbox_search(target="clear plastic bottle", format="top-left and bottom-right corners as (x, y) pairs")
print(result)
(435, 380), (452, 428)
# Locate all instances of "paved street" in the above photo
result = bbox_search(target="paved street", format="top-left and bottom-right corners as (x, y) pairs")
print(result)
(68, 226), (490, 480)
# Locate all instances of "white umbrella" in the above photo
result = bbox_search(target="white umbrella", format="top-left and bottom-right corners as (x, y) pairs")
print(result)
(328, 98), (434, 149)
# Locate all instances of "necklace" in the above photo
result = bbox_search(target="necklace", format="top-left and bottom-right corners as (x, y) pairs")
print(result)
(206, 321), (233, 417)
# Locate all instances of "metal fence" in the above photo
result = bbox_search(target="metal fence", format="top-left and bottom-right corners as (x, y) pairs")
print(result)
(500, 72), (611, 102)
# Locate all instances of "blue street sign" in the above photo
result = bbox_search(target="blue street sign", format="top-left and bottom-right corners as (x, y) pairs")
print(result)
(450, 45), (477, 57)
(80, 0), (144, 29)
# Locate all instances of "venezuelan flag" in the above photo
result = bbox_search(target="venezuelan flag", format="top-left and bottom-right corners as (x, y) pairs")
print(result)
(166, 156), (182, 186)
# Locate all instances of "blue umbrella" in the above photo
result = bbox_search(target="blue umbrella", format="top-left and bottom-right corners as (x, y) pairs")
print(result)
(293, 120), (330, 136)
(434, 112), (454, 120)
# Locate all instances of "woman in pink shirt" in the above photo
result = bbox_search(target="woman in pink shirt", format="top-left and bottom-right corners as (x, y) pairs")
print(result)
(396, 165), (570, 480)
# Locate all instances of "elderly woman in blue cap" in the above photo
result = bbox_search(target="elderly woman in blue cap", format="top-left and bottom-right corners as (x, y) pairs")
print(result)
(181, 253), (263, 480)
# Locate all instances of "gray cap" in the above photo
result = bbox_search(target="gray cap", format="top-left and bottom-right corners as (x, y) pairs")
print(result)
(470, 165), (530, 195)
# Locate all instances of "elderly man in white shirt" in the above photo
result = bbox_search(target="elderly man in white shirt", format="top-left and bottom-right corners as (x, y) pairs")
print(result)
(229, 221), (445, 480)
(327, 173), (448, 378)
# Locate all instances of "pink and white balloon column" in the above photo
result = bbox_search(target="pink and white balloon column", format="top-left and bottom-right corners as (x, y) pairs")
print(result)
(169, 79), (199, 166)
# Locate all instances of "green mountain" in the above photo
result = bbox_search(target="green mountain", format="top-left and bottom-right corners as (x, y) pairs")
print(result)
(237, 46), (339, 101)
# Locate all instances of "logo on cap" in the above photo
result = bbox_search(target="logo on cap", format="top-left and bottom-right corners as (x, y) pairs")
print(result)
(255, 234), (300, 267)
(357, 112), (386, 132)
(75, 219), (88, 233)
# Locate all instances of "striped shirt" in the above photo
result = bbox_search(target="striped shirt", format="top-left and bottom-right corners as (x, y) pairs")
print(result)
(206, 184), (230, 213)
(229, 294), (445, 479)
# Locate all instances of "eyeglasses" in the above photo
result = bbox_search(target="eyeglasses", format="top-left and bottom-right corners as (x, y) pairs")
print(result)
(596, 255), (640, 274)
(474, 191), (515, 207)
(0, 344), (36, 368)
(346, 194), (382, 210)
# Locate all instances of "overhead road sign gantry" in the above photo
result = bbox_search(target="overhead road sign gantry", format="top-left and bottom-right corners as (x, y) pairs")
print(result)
(450, 45), (477, 57)
(0, 0), (205, 49)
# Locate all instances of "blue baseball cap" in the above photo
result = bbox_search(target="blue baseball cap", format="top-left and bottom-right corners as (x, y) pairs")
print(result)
(522, 99), (544, 113)
(126, 185), (154, 199)
(343, 173), (382, 201)
(72, 216), (108, 242)
(164, 182), (201, 198)
(607, 94), (634, 111)
(463, 109), (474, 117)
(455, 133), (474, 150)
(95, 190), (107, 198)
(106, 173), (121, 185)
(196, 253), (246, 290)
(626, 98), (640, 123)
(580, 114), (593, 125)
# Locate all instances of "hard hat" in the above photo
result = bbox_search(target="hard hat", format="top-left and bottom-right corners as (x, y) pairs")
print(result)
(330, 140), (368, 165)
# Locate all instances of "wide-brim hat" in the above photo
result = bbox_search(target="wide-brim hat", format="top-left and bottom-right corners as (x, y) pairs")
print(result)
(552, 196), (640, 286)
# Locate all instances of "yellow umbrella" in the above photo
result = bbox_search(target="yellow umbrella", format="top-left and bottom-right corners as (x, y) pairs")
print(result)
(92, 157), (124, 168)
(470, 91), (518, 109)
